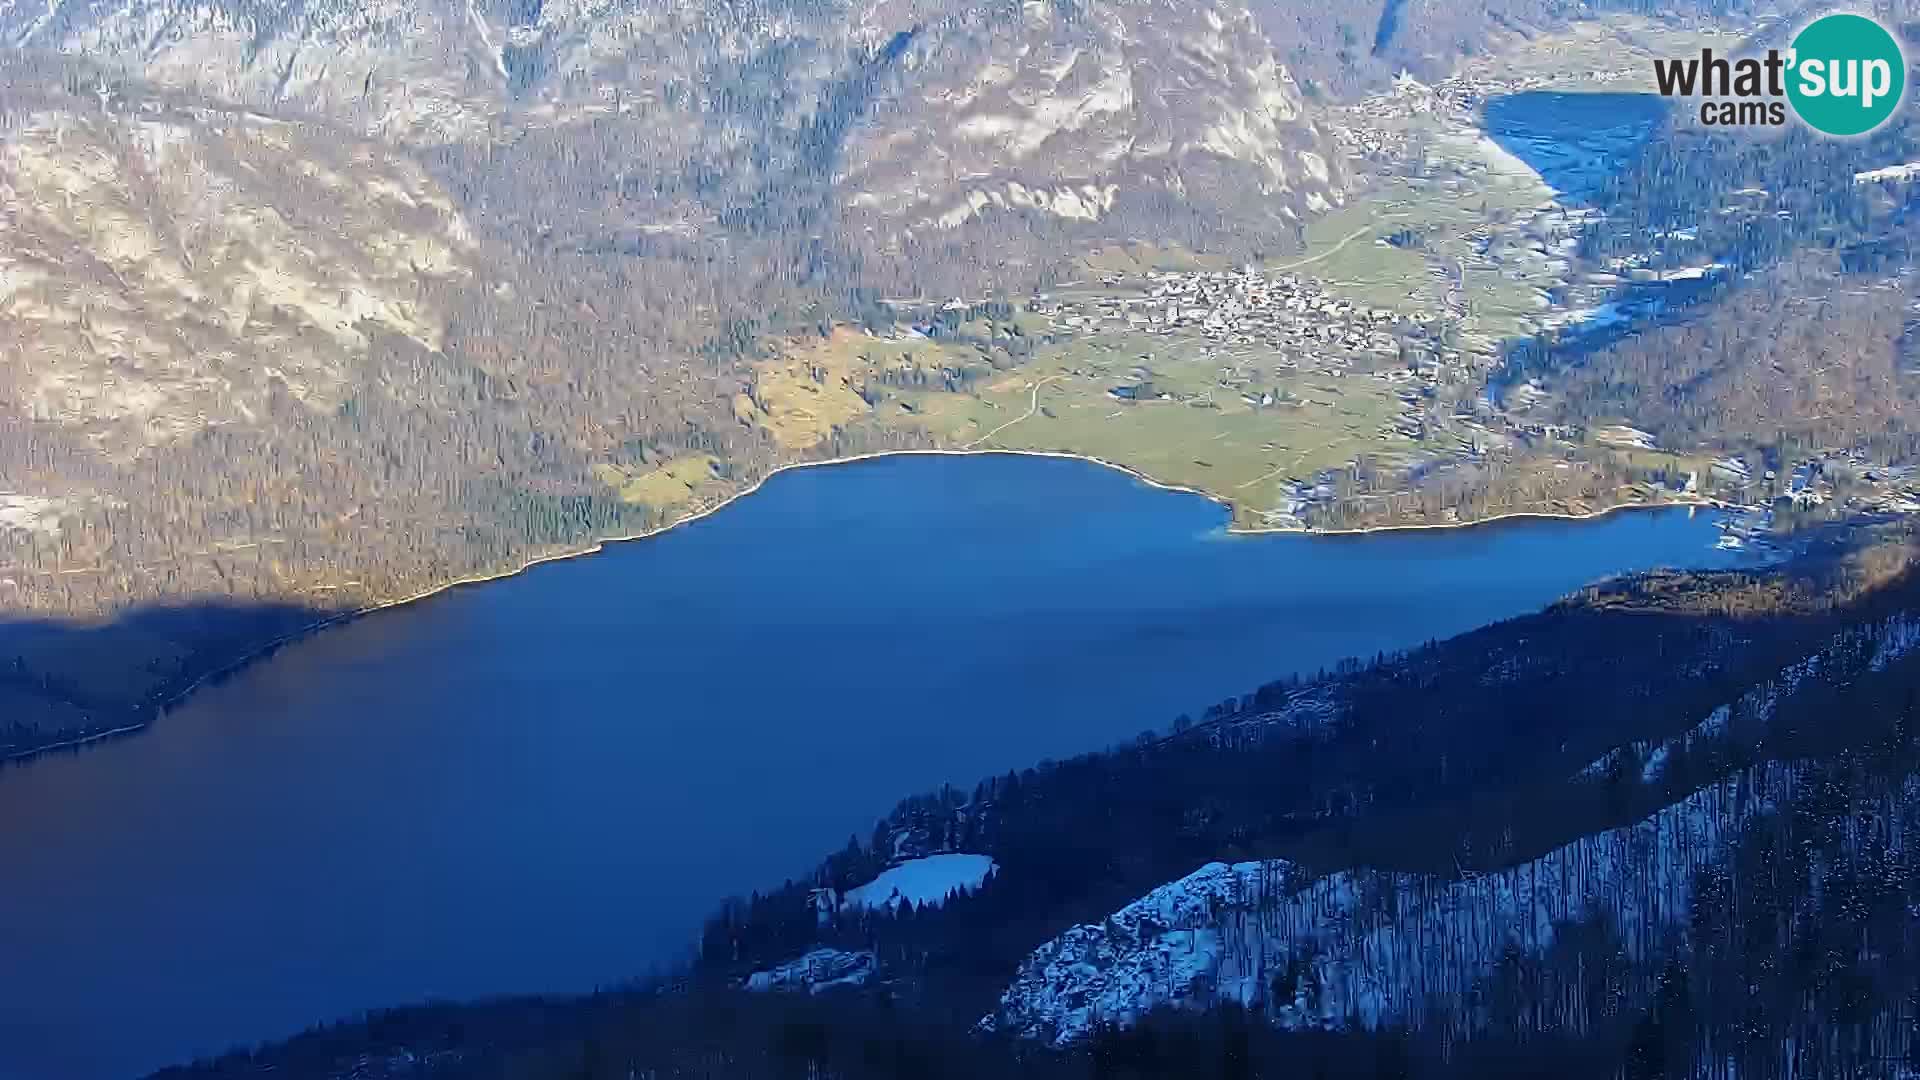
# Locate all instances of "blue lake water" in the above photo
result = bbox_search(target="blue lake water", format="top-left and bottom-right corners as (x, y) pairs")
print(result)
(1484, 91), (1668, 201)
(0, 453), (1742, 1079)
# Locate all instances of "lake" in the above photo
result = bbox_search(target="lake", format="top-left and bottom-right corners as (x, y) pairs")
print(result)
(1483, 91), (1668, 201)
(0, 453), (1741, 1079)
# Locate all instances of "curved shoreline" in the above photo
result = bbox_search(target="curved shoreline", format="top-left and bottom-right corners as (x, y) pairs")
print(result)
(2, 447), (1719, 766)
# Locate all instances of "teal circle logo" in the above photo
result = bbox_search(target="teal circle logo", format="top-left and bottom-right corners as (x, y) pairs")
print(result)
(1787, 13), (1905, 136)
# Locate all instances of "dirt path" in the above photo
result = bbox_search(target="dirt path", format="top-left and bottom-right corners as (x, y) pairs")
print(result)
(1269, 224), (1377, 273)
(1236, 449), (1314, 491)
(964, 374), (1069, 449)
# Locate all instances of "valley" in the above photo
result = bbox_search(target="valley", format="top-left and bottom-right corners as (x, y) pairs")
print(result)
(5, 4), (1919, 760)
(12, 2), (1920, 1078)
(717, 19), (1902, 541)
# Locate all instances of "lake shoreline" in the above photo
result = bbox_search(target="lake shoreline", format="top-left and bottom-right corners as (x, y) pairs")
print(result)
(0, 447), (1717, 768)
(2, 442), (1753, 1080)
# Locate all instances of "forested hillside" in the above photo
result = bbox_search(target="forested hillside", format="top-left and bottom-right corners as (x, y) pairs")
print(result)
(1513, 87), (1920, 461)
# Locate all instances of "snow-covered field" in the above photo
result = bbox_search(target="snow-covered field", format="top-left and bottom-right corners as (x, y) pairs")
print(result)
(1541, 299), (1635, 335)
(842, 853), (998, 912)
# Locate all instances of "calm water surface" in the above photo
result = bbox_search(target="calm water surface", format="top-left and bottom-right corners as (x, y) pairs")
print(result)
(0, 454), (1740, 1078)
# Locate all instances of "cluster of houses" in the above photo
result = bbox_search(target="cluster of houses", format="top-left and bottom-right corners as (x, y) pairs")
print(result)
(1032, 267), (1469, 382)
(1708, 452), (1920, 517)
(1329, 61), (1640, 162)
(1708, 455), (1829, 508)
(1328, 73), (1445, 160)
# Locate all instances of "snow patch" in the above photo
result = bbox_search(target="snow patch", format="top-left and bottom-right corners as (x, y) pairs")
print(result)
(467, 0), (509, 81)
(1855, 162), (1920, 184)
(1543, 301), (1631, 335)
(934, 182), (1119, 228)
(1640, 743), (1671, 783)
(1657, 262), (1727, 282)
(0, 493), (76, 537)
(746, 948), (877, 993)
(844, 853), (997, 912)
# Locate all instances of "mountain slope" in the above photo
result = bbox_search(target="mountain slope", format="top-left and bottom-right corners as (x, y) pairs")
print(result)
(0, 97), (481, 449)
(988, 607), (1920, 1044)
(0, 0), (1347, 238)
(840, 0), (1340, 235)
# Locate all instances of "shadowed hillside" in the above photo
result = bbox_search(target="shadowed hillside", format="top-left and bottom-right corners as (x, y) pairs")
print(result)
(0, 600), (329, 761)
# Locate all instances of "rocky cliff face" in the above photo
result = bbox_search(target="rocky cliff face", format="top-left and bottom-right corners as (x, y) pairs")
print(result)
(0, 97), (480, 451)
(1, 0), (500, 137)
(841, 0), (1340, 233)
(1, 0), (1343, 240)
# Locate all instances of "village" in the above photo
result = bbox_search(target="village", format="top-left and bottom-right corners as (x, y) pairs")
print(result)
(1035, 267), (1453, 367)
(1525, 425), (1920, 552)
(985, 218), (1906, 542)
(1033, 265), (1476, 412)
(1327, 61), (1638, 165)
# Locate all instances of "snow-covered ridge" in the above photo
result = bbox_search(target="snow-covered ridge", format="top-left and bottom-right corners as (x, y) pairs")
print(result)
(979, 859), (1300, 1042)
(1576, 703), (1729, 784)
(987, 766), (1790, 1045)
(1737, 612), (1920, 721)
(1643, 705), (1727, 782)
